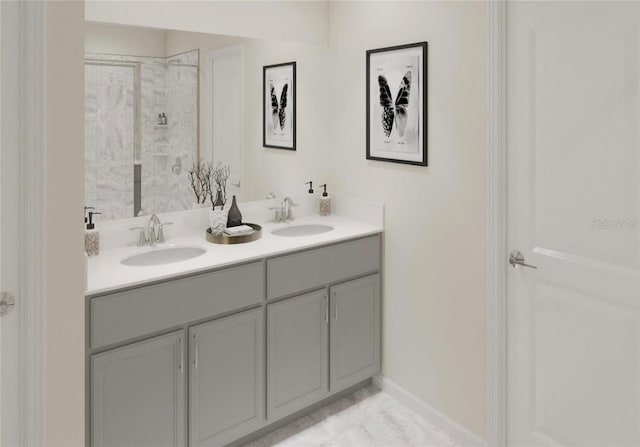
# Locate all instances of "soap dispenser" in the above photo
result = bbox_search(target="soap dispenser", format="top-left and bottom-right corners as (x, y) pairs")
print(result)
(319, 184), (331, 216)
(85, 210), (102, 257)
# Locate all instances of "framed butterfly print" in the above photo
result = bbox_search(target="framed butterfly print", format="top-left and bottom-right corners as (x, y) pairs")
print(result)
(263, 61), (296, 150)
(366, 42), (427, 166)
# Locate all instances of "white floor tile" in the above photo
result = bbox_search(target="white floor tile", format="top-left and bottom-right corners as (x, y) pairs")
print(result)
(244, 386), (457, 447)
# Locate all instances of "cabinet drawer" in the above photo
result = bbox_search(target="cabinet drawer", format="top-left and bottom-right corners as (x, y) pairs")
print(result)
(91, 261), (264, 349)
(266, 235), (380, 300)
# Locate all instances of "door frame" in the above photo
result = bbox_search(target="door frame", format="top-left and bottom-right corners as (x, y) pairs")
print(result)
(203, 44), (245, 197)
(2, 2), (46, 446)
(486, 0), (508, 446)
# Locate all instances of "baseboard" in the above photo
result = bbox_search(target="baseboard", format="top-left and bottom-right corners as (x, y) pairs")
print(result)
(372, 375), (487, 447)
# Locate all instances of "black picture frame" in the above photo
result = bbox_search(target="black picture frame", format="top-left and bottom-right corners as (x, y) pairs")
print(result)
(263, 61), (296, 150)
(366, 42), (428, 166)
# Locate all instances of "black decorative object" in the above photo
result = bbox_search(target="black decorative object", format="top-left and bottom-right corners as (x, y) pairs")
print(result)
(263, 62), (296, 150)
(366, 42), (428, 166)
(226, 195), (243, 227)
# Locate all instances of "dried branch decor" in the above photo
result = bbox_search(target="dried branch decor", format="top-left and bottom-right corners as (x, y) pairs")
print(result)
(209, 163), (230, 210)
(188, 161), (232, 210)
(188, 160), (209, 204)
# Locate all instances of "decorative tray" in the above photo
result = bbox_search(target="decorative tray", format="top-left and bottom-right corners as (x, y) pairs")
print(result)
(205, 223), (262, 245)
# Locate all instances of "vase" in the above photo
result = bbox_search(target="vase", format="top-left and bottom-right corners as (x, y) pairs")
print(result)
(209, 207), (230, 235)
(226, 195), (242, 227)
(213, 188), (225, 208)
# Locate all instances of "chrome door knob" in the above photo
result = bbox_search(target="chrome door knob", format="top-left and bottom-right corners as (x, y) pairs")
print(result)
(509, 250), (538, 269)
(0, 292), (16, 316)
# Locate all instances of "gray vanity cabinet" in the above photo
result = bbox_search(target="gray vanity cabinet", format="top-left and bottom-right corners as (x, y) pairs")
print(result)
(88, 235), (382, 447)
(329, 274), (381, 393)
(267, 289), (329, 420)
(91, 330), (186, 447)
(189, 308), (264, 447)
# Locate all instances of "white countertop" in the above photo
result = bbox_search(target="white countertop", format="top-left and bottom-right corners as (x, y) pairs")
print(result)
(86, 214), (382, 296)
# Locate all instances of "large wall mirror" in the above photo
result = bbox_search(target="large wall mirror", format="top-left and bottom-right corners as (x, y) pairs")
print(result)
(85, 23), (246, 220)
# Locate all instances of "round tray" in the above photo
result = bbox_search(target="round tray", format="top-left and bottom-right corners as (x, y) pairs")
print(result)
(206, 223), (262, 245)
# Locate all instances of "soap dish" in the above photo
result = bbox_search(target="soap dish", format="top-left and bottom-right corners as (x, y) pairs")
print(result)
(206, 223), (262, 245)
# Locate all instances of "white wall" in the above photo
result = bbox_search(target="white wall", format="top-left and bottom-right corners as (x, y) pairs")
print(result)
(166, 32), (332, 201)
(165, 30), (247, 57)
(46, 2), (85, 446)
(86, 0), (329, 45)
(85, 22), (166, 57)
(328, 1), (487, 439)
(241, 39), (331, 200)
(165, 30), (248, 167)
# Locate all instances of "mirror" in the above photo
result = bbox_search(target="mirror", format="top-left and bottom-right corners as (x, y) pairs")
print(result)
(84, 23), (246, 220)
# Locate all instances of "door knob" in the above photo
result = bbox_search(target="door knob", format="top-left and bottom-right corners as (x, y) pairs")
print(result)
(509, 250), (537, 269)
(0, 292), (16, 316)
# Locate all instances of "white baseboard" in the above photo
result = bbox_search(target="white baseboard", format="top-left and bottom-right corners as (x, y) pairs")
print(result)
(372, 375), (487, 447)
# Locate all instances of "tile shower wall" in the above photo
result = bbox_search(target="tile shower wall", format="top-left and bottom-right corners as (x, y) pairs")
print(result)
(85, 63), (135, 220)
(85, 51), (198, 220)
(160, 51), (199, 212)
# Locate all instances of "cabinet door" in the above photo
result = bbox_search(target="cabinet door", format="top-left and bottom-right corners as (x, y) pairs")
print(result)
(267, 289), (329, 420)
(189, 308), (264, 447)
(330, 274), (380, 392)
(91, 331), (186, 447)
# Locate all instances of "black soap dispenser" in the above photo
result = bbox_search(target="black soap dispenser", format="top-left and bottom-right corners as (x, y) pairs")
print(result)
(319, 184), (331, 216)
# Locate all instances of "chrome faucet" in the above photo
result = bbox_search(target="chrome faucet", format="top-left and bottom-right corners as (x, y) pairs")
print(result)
(130, 214), (173, 246)
(147, 214), (161, 243)
(270, 197), (298, 223)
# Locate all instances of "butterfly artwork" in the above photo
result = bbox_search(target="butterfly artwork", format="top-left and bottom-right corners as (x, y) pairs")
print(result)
(366, 42), (427, 165)
(264, 62), (296, 150)
(378, 71), (411, 138)
(270, 82), (288, 131)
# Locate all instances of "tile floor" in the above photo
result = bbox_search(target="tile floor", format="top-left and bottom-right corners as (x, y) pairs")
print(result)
(245, 386), (457, 447)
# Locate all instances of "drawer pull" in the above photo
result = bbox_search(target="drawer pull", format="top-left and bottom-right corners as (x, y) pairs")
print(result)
(334, 293), (338, 320)
(178, 338), (184, 374)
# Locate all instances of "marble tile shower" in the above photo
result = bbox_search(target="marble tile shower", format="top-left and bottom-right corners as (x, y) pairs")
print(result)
(85, 51), (198, 220)
(85, 63), (135, 220)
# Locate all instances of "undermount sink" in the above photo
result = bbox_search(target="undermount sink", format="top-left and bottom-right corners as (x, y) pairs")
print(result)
(271, 224), (334, 237)
(121, 246), (206, 267)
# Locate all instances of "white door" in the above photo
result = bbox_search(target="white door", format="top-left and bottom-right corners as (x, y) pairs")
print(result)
(1, 2), (20, 446)
(206, 45), (243, 200)
(508, 2), (640, 446)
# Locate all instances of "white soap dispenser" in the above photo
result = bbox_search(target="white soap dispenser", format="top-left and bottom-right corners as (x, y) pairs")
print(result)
(319, 184), (331, 216)
(85, 210), (102, 257)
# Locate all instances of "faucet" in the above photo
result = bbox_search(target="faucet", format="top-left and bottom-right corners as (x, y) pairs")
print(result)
(130, 214), (173, 246)
(147, 214), (162, 244)
(270, 197), (298, 223)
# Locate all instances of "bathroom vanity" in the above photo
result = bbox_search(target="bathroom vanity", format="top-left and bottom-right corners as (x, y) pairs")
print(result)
(85, 212), (382, 447)
(83, 19), (384, 447)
